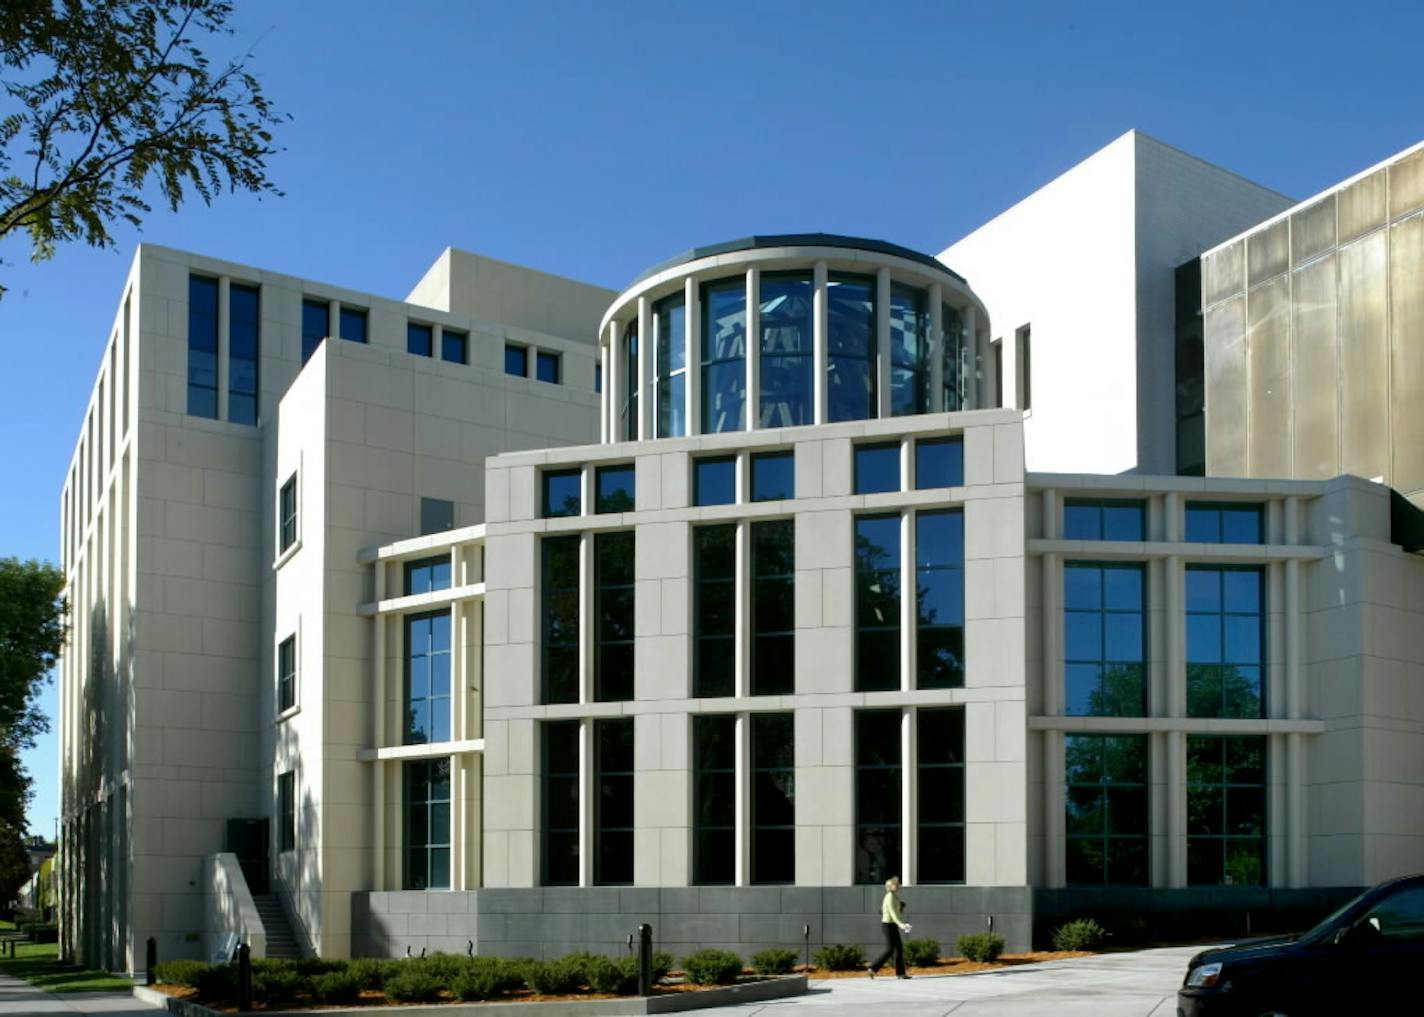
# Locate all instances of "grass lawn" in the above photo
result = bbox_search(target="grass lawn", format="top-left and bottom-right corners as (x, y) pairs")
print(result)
(0, 941), (134, 993)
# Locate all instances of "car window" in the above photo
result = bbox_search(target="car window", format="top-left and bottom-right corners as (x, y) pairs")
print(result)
(1364, 886), (1424, 942)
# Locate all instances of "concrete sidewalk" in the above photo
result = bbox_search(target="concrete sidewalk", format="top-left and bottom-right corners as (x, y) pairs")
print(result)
(0, 973), (155, 1017)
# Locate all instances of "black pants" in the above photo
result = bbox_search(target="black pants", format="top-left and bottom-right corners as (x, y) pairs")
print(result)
(869, 922), (905, 976)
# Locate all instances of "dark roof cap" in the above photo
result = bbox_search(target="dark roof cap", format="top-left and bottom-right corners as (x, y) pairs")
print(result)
(629, 233), (964, 287)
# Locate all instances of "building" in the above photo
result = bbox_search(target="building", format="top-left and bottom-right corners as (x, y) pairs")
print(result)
(57, 133), (1424, 971)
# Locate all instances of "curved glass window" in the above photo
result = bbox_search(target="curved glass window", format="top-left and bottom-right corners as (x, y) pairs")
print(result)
(622, 321), (639, 440)
(701, 278), (746, 433)
(758, 273), (813, 427)
(889, 284), (929, 416)
(654, 294), (686, 438)
(827, 274), (876, 422)
(941, 304), (965, 411)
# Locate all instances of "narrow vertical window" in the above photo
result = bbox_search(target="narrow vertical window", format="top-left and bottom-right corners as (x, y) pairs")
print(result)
(654, 293), (687, 438)
(595, 531), (635, 702)
(595, 464), (635, 513)
(122, 294), (131, 432)
(442, 328), (468, 365)
(407, 323), (433, 357)
(751, 521), (794, 696)
(301, 299), (328, 364)
(854, 442), (900, 495)
(228, 282), (260, 425)
(536, 350), (560, 383)
(701, 278), (746, 433)
(694, 456), (737, 506)
(187, 275), (219, 419)
(750, 450), (794, 502)
(916, 510), (964, 689)
(541, 536), (580, 705)
(1016, 324), (1031, 410)
(914, 437), (964, 490)
(277, 635), (296, 713)
(279, 474), (297, 553)
(594, 718), (634, 885)
(1065, 734), (1148, 885)
(622, 322), (639, 439)
(694, 525), (736, 698)
(889, 284), (930, 416)
(278, 771), (295, 852)
(693, 714), (735, 885)
(917, 708), (965, 883)
(595, 362), (602, 394)
(826, 273), (876, 422)
(339, 306), (367, 343)
(751, 713), (794, 884)
(941, 303), (964, 411)
(404, 611), (451, 744)
(404, 759), (451, 890)
(1064, 563), (1145, 715)
(991, 338), (1003, 409)
(1186, 566), (1264, 718)
(505, 343), (528, 377)
(541, 721), (579, 886)
(855, 710), (901, 884)
(855, 515), (901, 692)
(758, 273), (813, 427)
(1187, 735), (1266, 886)
(542, 469), (581, 517)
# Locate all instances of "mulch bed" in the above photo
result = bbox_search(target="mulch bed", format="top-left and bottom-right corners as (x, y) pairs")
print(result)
(808, 950), (1093, 979)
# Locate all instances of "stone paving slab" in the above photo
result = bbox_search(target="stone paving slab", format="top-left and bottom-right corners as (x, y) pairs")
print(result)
(0, 972), (153, 1016)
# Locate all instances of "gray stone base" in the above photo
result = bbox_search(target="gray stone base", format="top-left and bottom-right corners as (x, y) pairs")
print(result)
(352, 886), (1033, 960)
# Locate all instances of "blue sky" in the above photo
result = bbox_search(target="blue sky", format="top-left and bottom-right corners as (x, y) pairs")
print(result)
(2, 0), (1421, 839)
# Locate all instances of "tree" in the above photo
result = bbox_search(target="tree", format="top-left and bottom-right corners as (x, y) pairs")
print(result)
(0, 558), (65, 832)
(0, 0), (285, 293)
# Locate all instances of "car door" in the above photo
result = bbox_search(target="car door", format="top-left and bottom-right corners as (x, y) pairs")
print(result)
(1352, 883), (1424, 1006)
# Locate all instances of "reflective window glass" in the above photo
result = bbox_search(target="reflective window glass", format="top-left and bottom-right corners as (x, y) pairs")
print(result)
(505, 343), (528, 377)
(339, 307), (367, 343)
(596, 464), (635, 513)
(1064, 499), (1146, 541)
(1064, 563), (1146, 716)
(541, 536), (580, 705)
(918, 708), (965, 883)
(693, 714), (735, 884)
(536, 350), (560, 383)
(827, 274), (876, 422)
(408, 323), (433, 357)
(1187, 502), (1264, 544)
(301, 299), (328, 364)
(279, 475), (298, 552)
(542, 469), (581, 518)
(405, 555), (452, 595)
(856, 514), (901, 692)
(594, 718), (634, 885)
(622, 322), (639, 439)
(277, 635), (296, 713)
(694, 526), (736, 698)
(541, 721), (579, 885)
(404, 759), (451, 890)
(855, 443), (900, 495)
(917, 511), (964, 689)
(1187, 565), (1264, 719)
(595, 531), (635, 702)
(655, 294), (687, 437)
(702, 278), (746, 433)
(751, 713), (795, 884)
(1065, 734), (1148, 885)
(694, 456), (737, 506)
(855, 710), (901, 884)
(442, 329), (468, 365)
(187, 276), (219, 419)
(915, 437), (964, 489)
(759, 273), (813, 427)
(278, 772), (295, 852)
(420, 497), (454, 535)
(228, 283), (259, 425)
(404, 611), (451, 744)
(941, 304), (966, 412)
(751, 521), (794, 696)
(889, 284), (930, 416)
(751, 451), (794, 502)
(1187, 735), (1266, 887)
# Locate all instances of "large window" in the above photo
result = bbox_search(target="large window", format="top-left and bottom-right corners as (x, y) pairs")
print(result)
(855, 442), (900, 495)
(759, 273), (813, 427)
(277, 635), (296, 713)
(278, 771), (295, 852)
(405, 555), (452, 594)
(917, 708), (965, 883)
(1187, 735), (1266, 886)
(1065, 734), (1148, 885)
(855, 710), (901, 884)
(654, 293), (687, 438)
(855, 515), (901, 692)
(542, 468), (582, 518)
(595, 718), (634, 885)
(751, 521), (794, 696)
(694, 456), (736, 506)
(622, 322), (639, 439)
(1064, 563), (1145, 715)
(542, 721), (579, 886)
(941, 303), (966, 411)
(301, 299), (328, 364)
(701, 278), (746, 433)
(750, 450), (794, 502)
(404, 759), (451, 890)
(694, 525), (736, 698)
(1187, 566), (1264, 718)
(404, 611), (451, 744)
(595, 531), (635, 701)
(751, 713), (794, 884)
(541, 536), (580, 705)
(693, 714), (735, 885)
(889, 283), (929, 416)
(915, 437), (963, 490)
(279, 474), (298, 553)
(339, 306), (367, 343)
(595, 465), (635, 513)
(1186, 502), (1264, 544)
(1064, 499), (1146, 541)
(187, 275), (219, 418)
(827, 274), (876, 422)
(229, 283), (259, 425)
(916, 510), (964, 689)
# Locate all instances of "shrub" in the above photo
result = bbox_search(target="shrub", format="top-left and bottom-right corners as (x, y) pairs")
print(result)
(453, 965), (506, 1002)
(652, 950), (674, 981)
(384, 967), (445, 1003)
(1052, 918), (1108, 952)
(525, 956), (586, 995)
(20, 922), (58, 943)
(153, 959), (216, 989)
(680, 948), (743, 985)
(251, 966), (310, 1005)
(585, 954), (638, 995)
(312, 970), (362, 1004)
(195, 964), (236, 1000)
(416, 951), (472, 984)
(751, 947), (799, 975)
(813, 943), (866, 971)
(903, 939), (941, 968)
(348, 957), (397, 990)
(956, 933), (1004, 963)
(295, 957), (347, 977)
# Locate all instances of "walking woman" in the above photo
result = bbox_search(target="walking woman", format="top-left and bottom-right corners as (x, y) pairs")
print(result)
(867, 876), (911, 978)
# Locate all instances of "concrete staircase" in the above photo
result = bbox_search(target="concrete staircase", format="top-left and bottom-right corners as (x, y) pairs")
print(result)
(252, 895), (302, 959)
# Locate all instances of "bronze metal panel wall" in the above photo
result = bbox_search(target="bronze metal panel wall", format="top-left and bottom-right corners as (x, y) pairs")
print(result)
(1338, 231), (1390, 483)
(1247, 219), (1290, 287)
(1205, 296), (1248, 476)
(1291, 196), (1337, 266)
(1247, 276), (1292, 477)
(1390, 214), (1424, 495)
(1388, 148), (1424, 220)
(1290, 255), (1339, 480)
(1204, 241), (1245, 307)
(1339, 169), (1387, 244)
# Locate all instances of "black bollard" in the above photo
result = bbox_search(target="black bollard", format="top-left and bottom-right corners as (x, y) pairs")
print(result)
(636, 923), (653, 996)
(145, 937), (157, 985)
(237, 943), (251, 1012)
(802, 924), (810, 973)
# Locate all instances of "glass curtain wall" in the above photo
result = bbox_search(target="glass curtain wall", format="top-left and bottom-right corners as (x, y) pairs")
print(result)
(889, 283), (929, 416)
(654, 294), (686, 438)
(702, 279), (746, 433)
(941, 304), (965, 411)
(759, 273), (813, 427)
(827, 274), (876, 422)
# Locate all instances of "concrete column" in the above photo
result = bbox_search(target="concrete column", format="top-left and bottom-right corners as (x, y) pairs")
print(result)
(452, 754), (465, 891)
(735, 713), (749, 886)
(813, 261), (829, 425)
(1285, 559), (1301, 720)
(579, 533), (595, 704)
(1041, 487), (1058, 541)
(373, 566), (387, 890)
(328, 302), (340, 346)
(1283, 496), (1301, 544)
(1150, 732), (1168, 888)
(1166, 729), (1186, 886)
(900, 511), (914, 692)
(962, 304), (978, 409)
(1267, 563), (1285, 721)
(746, 268), (760, 432)
(1288, 732), (1306, 887)
(901, 708), (916, 884)
(600, 339), (610, 443)
(876, 268), (892, 419)
(1268, 734), (1287, 887)
(1163, 492), (1181, 542)
(1149, 559), (1167, 716)
(735, 521), (750, 699)
(928, 286), (944, 412)
(579, 719), (593, 887)
(217, 277), (230, 421)
(637, 298), (651, 440)
(1044, 729), (1065, 886)
(1041, 552), (1061, 714)
(686, 276), (700, 436)
(389, 758), (402, 894)
(607, 322), (623, 444)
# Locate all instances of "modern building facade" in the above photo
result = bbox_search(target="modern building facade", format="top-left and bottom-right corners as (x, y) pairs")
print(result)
(57, 132), (1424, 972)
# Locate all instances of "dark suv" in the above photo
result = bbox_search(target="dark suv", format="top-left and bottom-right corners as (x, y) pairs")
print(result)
(1178, 874), (1424, 1016)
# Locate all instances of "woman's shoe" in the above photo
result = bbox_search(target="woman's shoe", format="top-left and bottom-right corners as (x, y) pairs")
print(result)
(897, 973), (912, 979)
(865, 965), (876, 978)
